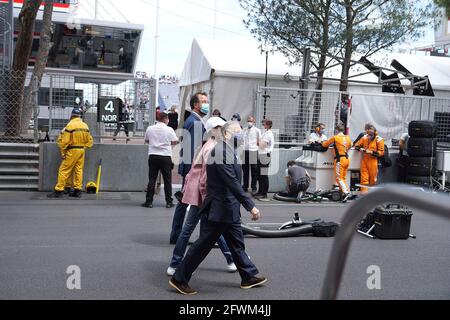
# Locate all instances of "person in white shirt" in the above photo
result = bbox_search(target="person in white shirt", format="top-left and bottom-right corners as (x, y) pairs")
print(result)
(398, 132), (410, 182)
(242, 116), (261, 193)
(308, 123), (328, 144)
(142, 112), (179, 209)
(255, 119), (275, 200)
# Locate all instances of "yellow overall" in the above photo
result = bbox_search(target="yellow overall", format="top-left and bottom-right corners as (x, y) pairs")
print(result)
(54, 118), (93, 192)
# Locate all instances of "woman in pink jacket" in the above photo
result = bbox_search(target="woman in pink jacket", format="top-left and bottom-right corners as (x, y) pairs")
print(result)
(167, 117), (237, 276)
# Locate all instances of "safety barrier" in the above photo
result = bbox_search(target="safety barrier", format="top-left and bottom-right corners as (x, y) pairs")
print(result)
(320, 184), (450, 300)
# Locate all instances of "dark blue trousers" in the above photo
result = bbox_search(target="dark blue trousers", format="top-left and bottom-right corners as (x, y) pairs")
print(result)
(173, 217), (259, 284)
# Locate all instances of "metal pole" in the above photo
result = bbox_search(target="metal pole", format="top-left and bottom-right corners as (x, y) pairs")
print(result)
(321, 185), (450, 300)
(154, 0), (160, 110)
(263, 51), (268, 120)
(48, 75), (53, 139)
(33, 76), (39, 143)
(8, 0), (14, 70)
(94, 0), (98, 19)
(213, 0), (217, 39)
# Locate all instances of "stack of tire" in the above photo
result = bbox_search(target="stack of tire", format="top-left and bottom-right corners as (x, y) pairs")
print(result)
(406, 121), (438, 188)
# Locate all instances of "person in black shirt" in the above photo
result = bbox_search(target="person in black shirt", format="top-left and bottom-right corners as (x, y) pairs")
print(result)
(168, 106), (179, 131)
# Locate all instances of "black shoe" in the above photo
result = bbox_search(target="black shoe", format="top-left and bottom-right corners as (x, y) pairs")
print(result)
(141, 202), (153, 208)
(47, 191), (63, 198)
(169, 278), (198, 295)
(166, 202), (174, 209)
(296, 192), (304, 203)
(63, 187), (72, 195)
(254, 194), (267, 200)
(69, 190), (82, 198)
(241, 276), (268, 289)
(342, 193), (350, 204)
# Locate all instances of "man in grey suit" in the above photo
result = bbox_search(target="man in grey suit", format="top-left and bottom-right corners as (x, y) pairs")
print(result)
(169, 122), (267, 295)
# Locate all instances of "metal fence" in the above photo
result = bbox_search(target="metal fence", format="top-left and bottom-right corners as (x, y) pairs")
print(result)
(0, 70), (37, 142)
(45, 74), (156, 141)
(0, 0), (13, 71)
(0, 71), (156, 143)
(256, 86), (450, 147)
(255, 86), (342, 145)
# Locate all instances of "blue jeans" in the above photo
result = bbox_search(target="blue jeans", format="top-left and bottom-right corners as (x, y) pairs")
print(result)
(170, 202), (188, 244)
(170, 205), (233, 268)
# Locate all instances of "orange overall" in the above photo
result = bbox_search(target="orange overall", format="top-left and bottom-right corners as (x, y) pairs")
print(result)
(355, 135), (385, 194)
(322, 133), (352, 194)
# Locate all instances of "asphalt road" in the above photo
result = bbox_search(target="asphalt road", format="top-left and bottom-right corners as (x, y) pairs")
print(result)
(0, 191), (449, 300)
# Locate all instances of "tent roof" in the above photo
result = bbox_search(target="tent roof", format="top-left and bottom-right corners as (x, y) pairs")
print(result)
(179, 38), (450, 91)
(179, 38), (301, 87)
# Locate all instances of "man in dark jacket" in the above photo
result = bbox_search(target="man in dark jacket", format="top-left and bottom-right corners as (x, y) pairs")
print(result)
(169, 122), (267, 295)
(170, 92), (208, 244)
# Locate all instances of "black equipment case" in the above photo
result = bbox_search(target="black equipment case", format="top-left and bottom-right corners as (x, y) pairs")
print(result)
(373, 204), (413, 239)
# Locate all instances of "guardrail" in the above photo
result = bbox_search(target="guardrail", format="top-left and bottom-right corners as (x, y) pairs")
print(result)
(320, 184), (450, 300)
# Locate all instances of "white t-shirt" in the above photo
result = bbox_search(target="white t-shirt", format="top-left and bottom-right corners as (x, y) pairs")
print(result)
(259, 129), (274, 154)
(400, 133), (409, 156)
(145, 122), (178, 157)
(309, 132), (328, 143)
(243, 126), (261, 152)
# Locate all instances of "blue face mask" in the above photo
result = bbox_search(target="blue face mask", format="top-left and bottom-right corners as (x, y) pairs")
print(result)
(200, 103), (210, 115)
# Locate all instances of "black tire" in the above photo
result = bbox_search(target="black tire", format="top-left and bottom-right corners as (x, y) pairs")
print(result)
(407, 138), (437, 157)
(409, 121), (437, 138)
(406, 157), (436, 176)
(406, 175), (432, 187)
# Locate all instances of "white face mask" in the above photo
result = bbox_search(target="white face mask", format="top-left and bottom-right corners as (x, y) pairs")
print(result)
(248, 122), (254, 128)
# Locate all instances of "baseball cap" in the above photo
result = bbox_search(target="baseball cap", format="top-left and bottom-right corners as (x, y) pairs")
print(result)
(71, 108), (83, 117)
(205, 117), (226, 133)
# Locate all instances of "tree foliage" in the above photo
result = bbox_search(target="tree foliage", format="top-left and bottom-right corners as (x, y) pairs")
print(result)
(434, 0), (450, 16)
(239, 0), (439, 91)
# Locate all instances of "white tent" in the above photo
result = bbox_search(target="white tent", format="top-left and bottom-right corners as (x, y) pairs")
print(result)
(178, 38), (302, 122)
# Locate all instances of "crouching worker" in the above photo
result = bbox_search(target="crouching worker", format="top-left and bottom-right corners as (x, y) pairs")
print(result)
(48, 108), (94, 198)
(322, 123), (352, 203)
(278, 161), (311, 202)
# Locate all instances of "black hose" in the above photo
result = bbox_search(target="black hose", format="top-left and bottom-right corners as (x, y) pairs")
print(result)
(241, 223), (314, 238)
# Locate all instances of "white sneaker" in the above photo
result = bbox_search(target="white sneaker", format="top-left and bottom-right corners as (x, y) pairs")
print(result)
(167, 266), (176, 276)
(226, 262), (237, 273)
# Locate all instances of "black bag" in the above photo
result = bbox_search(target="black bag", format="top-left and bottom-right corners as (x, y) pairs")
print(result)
(373, 204), (412, 239)
(358, 212), (375, 233)
(312, 222), (339, 237)
(303, 143), (328, 153)
(378, 143), (392, 168)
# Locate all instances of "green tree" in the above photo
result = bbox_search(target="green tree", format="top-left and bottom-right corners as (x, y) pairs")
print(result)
(434, 0), (450, 16)
(240, 0), (341, 90)
(240, 0), (438, 92)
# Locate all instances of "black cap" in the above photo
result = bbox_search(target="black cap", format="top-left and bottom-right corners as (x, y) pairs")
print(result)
(71, 108), (83, 117)
(231, 113), (241, 122)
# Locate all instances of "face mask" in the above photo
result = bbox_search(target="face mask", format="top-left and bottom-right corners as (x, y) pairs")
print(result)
(248, 122), (254, 128)
(368, 132), (375, 139)
(200, 103), (210, 115)
(319, 130), (325, 135)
